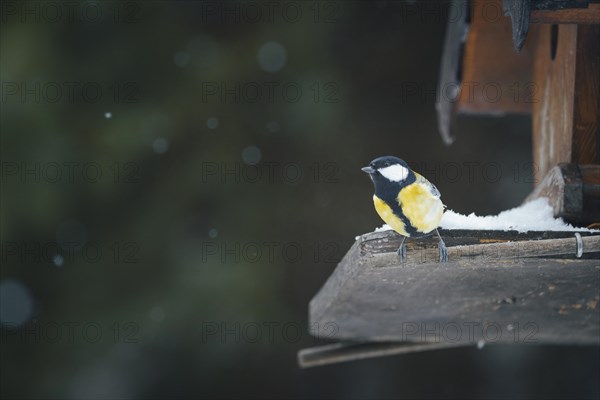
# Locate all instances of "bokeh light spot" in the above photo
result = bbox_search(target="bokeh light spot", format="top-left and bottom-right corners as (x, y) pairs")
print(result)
(206, 117), (219, 129)
(149, 306), (165, 322)
(266, 121), (280, 133)
(174, 51), (191, 67)
(0, 280), (34, 327)
(53, 254), (64, 267)
(257, 41), (287, 72)
(153, 138), (169, 154)
(242, 146), (262, 165)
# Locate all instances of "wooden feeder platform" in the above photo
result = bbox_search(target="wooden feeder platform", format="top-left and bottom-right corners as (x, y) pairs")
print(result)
(298, 229), (600, 368)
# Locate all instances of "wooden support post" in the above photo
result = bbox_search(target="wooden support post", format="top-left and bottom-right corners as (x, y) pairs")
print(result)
(532, 24), (600, 183)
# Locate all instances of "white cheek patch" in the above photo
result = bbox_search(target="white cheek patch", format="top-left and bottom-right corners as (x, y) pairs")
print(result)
(378, 164), (409, 182)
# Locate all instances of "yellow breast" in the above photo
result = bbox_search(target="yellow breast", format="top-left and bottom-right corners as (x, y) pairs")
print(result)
(397, 183), (444, 234)
(373, 195), (410, 236)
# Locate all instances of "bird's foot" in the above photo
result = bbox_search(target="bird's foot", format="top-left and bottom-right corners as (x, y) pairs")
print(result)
(438, 239), (448, 263)
(397, 244), (407, 263)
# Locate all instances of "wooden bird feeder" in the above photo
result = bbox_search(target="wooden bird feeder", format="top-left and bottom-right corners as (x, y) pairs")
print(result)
(299, 0), (600, 368)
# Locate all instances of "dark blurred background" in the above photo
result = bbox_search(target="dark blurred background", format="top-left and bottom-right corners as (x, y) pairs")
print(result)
(1, 1), (598, 399)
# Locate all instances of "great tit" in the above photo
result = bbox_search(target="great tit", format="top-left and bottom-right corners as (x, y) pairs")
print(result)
(362, 156), (448, 263)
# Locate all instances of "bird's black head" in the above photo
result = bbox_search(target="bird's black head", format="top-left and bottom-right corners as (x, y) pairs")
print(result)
(361, 156), (415, 195)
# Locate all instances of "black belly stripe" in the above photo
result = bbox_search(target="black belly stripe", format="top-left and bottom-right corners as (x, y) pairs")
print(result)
(391, 200), (420, 237)
(375, 176), (430, 238)
(376, 192), (419, 236)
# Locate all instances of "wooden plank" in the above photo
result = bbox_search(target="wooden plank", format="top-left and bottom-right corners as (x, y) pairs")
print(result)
(370, 236), (599, 264)
(532, 24), (600, 183)
(533, 23), (576, 182)
(572, 25), (600, 167)
(359, 229), (598, 253)
(308, 230), (600, 345)
(435, 0), (469, 145)
(532, 25), (577, 182)
(531, 3), (600, 24)
(458, 0), (536, 114)
(298, 341), (468, 369)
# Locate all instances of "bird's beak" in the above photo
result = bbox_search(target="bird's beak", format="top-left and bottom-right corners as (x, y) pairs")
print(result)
(361, 166), (375, 174)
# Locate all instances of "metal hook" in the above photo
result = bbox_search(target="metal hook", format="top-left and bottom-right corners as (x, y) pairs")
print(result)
(575, 233), (583, 258)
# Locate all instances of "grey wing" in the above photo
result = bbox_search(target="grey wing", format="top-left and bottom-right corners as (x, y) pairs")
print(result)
(428, 181), (446, 209)
(415, 172), (442, 198)
(428, 182), (441, 198)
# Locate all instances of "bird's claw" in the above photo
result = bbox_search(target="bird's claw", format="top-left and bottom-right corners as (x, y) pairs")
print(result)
(397, 244), (407, 263)
(438, 240), (448, 263)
